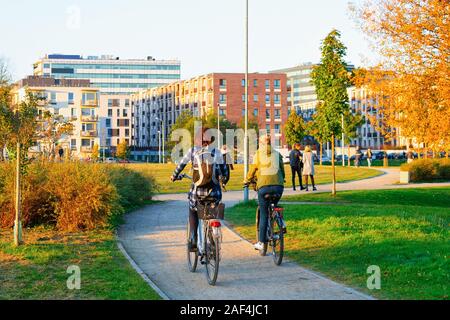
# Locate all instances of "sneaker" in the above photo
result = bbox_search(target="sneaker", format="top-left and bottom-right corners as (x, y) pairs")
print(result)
(313, 187), (317, 191)
(300, 187), (306, 191)
(254, 242), (265, 251)
(305, 188), (309, 192)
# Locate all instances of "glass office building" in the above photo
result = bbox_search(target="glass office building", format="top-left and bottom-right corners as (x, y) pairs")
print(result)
(33, 54), (181, 95)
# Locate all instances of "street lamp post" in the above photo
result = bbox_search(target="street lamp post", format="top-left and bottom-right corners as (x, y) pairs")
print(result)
(158, 130), (161, 164)
(217, 103), (221, 149)
(341, 114), (345, 167)
(243, 0), (249, 202)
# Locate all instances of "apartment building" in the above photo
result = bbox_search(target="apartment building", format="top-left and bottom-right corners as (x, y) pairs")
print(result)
(270, 63), (354, 120)
(345, 86), (399, 149)
(33, 54), (181, 95)
(98, 95), (132, 155)
(13, 76), (100, 159)
(130, 73), (288, 161)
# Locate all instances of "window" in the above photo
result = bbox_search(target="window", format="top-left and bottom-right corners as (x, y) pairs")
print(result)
(274, 94), (281, 104)
(265, 94), (270, 104)
(123, 109), (128, 117)
(241, 79), (246, 87)
(106, 139), (111, 146)
(274, 109), (281, 119)
(274, 124), (280, 133)
(68, 92), (74, 104)
(253, 79), (258, 87)
(265, 79), (270, 89)
(253, 108), (258, 116)
(274, 79), (281, 89)
(70, 139), (77, 150)
(81, 139), (91, 147)
(106, 119), (111, 128)
(108, 109), (112, 117)
(242, 109), (246, 116)
(50, 92), (56, 103)
(71, 108), (76, 117)
(242, 94), (246, 102)
(219, 94), (227, 103)
(116, 109), (120, 117)
(265, 124), (271, 132)
(219, 79), (227, 88)
(219, 109), (226, 116)
(253, 94), (258, 102)
(266, 109), (271, 119)
(125, 129), (130, 137)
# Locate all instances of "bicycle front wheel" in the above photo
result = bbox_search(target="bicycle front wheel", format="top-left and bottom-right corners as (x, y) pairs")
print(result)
(204, 226), (220, 286)
(271, 216), (284, 266)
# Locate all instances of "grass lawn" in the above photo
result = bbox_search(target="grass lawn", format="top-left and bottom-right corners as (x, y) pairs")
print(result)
(0, 227), (161, 300)
(124, 163), (382, 194)
(226, 187), (450, 300)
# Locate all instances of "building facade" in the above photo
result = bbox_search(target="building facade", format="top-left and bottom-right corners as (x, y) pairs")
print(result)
(98, 94), (132, 155)
(13, 76), (101, 159)
(346, 86), (399, 149)
(130, 73), (288, 161)
(33, 54), (181, 95)
(270, 62), (355, 120)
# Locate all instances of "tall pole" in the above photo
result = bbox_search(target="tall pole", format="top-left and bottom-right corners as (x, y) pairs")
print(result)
(162, 120), (165, 164)
(243, 0), (249, 202)
(217, 103), (221, 149)
(14, 142), (22, 246)
(158, 130), (161, 163)
(341, 113), (345, 167)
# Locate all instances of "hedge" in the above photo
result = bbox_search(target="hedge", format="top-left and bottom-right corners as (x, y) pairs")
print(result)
(0, 162), (158, 231)
(401, 159), (450, 182)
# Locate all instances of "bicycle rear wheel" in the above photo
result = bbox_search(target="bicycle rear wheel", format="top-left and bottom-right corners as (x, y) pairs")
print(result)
(186, 221), (198, 272)
(255, 207), (268, 256)
(204, 225), (220, 286)
(271, 216), (284, 266)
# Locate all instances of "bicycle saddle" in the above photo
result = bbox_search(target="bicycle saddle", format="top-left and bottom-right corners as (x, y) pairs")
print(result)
(264, 194), (281, 201)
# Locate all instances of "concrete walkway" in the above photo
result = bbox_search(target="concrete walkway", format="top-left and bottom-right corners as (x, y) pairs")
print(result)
(117, 168), (450, 300)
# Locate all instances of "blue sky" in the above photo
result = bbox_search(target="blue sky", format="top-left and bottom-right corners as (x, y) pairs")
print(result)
(1, 0), (378, 81)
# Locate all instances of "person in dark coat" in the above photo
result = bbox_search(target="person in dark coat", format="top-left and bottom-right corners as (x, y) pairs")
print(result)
(289, 143), (305, 191)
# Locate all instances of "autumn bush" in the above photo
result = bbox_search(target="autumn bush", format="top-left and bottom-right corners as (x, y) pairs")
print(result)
(401, 159), (450, 182)
(0, 162), (157, 231)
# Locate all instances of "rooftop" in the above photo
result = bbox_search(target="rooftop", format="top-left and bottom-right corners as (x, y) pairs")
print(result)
(16, 76), (91, 88)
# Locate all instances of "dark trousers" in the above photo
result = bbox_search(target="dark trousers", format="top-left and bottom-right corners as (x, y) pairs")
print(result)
(291, 165), (304, 190)
(257, 185), (284, 243)
(304, 175), (315, 188)
(189, 208), (198, 240)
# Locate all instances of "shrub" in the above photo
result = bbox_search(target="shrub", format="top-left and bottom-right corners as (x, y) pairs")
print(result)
(0, 161), (157, 231)
(401, 159), (450, 182)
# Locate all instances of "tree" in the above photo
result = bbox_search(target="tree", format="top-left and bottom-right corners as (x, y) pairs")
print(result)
(0, 87), (39, 246)
(91, 143), (100, 162)
(116, 140), (129, 159)
(0, 58), (11, 87)
(352, 0), (450, 156)
(311, 29), (351, 195)
(284, 112), (306, 147)
(342, 110), (364, 166)
(306, 102), (331, 166)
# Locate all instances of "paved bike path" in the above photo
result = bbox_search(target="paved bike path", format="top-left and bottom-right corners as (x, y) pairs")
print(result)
(117, 168), (450, 300)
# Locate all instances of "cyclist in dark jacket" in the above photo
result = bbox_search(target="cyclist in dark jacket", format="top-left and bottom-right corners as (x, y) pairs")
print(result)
(171, 127), (229, 250)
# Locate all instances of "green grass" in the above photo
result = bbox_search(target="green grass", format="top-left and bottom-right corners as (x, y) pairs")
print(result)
(226, 188), (450, 300)
(123, 163), (382, 194)
(0, 227), (161, 300)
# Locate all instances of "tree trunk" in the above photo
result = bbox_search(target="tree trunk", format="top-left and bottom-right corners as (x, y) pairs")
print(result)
(347, 145), (351, 167)
(331, 135), (336, 196)
(320, 143), (323, 166)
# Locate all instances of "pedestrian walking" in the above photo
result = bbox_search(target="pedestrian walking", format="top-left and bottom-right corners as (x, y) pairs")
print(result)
(366, 148), (372, 168)
(302, 146), (316, 191)
(354, 147), (362, 168)
(289, 143), (304, 191)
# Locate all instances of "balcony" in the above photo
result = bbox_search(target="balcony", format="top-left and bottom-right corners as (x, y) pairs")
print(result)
(81, 99), (98, 107)
(81, 115), (98, 122)
(81, 130), (98, 137)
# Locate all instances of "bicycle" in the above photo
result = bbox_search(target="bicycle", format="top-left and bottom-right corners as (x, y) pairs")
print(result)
(175, 174), (223, 286)
(246, 181), (286, 266)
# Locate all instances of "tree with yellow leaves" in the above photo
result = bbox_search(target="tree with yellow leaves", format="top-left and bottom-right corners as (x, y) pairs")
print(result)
(352, 0), (450, 157)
